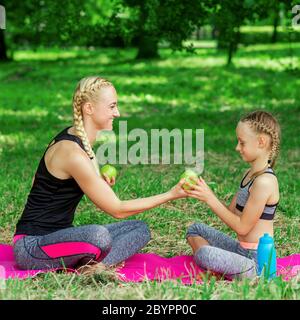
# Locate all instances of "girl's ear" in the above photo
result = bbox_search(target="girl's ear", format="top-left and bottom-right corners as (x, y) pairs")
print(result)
(258, 134), (270, 149)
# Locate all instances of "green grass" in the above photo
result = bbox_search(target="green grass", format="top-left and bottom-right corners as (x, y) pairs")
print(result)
(0, 41), (299, 300)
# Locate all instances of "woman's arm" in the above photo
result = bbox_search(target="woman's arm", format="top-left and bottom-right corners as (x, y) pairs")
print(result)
(117, 191), (181, 218)
(185, 177), (271, 236)
(66, 150), (187, 219)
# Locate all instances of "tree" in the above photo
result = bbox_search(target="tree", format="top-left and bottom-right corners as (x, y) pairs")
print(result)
(214, 0), (269, 65)
(271, 0), (280, 43)
(270, 0), (294, 43)
(0, 0), (107, 61)
(120, 0), (213, 59)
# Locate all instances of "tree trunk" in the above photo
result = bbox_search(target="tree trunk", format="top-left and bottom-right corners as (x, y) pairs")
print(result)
(136, 34), (159, 59)
(227, 26), (240, 66)
(227, 40), (234, 65)
(196, 27), (201, 40)
(271, 9), (279, 43)
(211, 26), (217, 39)
(0, 29), (8, 61)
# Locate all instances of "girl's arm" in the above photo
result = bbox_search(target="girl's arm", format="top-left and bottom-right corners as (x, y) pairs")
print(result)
(185, 177), (272, 236)
(66, 150), (187, 219)
(226, 192), (238, 212)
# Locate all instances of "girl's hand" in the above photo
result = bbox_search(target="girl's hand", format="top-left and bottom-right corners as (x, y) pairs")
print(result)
(101, 173), (116, 187)
(185, 176), (217, 205)
(169, 179), (189, 200)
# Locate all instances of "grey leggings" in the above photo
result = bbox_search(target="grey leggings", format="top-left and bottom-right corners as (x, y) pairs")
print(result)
(13, 220), (151, 270)
(186, 223), (258, 279)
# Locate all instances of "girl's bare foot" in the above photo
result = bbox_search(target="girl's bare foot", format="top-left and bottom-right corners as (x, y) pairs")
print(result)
(187, 235), (209, 254)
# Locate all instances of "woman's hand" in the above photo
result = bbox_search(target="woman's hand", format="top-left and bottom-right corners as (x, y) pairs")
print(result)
(185, 176), (217, 206)
(169, 179), (189, 200)
(101, 173), (116, 187)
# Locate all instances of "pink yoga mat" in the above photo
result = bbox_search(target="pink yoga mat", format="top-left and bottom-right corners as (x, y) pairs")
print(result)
(115, 253), (300, 283)
(1, 244), (299, 283)
(116, 253), (206, 284)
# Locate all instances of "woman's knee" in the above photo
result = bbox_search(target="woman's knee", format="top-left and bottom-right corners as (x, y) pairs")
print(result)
(134, 220), (151, 243)
(86, 225), (112, 254)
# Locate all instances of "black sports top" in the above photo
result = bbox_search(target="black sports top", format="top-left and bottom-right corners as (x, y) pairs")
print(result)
(15, 126), (92, 236)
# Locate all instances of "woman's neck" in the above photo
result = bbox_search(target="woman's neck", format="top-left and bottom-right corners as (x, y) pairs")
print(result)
(69, 125), (97, 147)
(83, 125), (98, 147)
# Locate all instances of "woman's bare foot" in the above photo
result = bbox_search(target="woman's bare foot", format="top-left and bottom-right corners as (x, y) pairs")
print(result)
(76, 260), (126, 277)
(76, 261), (107, 276)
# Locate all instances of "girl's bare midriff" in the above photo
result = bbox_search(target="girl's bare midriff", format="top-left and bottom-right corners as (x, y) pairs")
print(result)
(235, 207), (274, 243)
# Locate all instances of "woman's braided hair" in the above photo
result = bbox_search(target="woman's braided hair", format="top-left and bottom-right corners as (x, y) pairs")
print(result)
(240, 110), (281, 170)
(72, 76), (113, 174)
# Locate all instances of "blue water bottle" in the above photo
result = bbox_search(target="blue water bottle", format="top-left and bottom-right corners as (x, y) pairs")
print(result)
(257, 233), (277, 279)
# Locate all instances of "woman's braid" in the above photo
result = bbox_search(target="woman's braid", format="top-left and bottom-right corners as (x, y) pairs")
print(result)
(72, 76), (113, 173)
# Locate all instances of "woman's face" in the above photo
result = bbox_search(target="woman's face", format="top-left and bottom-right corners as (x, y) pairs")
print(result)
(90, 86), (120, 130)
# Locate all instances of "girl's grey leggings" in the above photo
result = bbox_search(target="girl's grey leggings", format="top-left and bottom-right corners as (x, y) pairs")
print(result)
(186, 223), (258, 279)
(13, 220), (151, 270)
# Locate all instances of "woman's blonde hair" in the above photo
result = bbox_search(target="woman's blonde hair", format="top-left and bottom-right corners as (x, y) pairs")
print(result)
(240, 110), (281, 170)
(72, 76), (113, 174)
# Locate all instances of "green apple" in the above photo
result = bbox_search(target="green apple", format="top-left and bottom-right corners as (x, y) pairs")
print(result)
(100, 164), (117, 180)
(180, 169), (198, 190)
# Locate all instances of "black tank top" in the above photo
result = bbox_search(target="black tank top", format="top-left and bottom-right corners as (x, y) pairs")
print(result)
(15, 126), (92, 236)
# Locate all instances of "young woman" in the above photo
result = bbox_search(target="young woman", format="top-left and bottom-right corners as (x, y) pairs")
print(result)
(185, 111), (281, 279)
(13, 76), (187, 271)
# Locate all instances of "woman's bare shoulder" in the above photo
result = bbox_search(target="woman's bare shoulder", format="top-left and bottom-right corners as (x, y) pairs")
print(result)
(58, 140), (89, 164)
(45, 140), (89, 179)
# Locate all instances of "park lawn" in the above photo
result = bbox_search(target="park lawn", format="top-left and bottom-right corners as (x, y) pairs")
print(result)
(0, 41), (299, 299)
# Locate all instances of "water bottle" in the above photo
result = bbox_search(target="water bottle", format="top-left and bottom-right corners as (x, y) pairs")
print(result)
(257, 233), (277, 279)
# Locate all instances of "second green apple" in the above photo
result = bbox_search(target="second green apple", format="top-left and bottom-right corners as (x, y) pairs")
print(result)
(180, 169), (198, 190)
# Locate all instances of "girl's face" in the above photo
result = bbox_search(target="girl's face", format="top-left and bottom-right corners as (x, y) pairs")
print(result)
(235, 121), (270, 163)
(88, 86), (120, 130)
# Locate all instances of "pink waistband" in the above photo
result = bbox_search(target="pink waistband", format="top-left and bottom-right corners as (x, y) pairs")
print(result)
(13, 234), (27, 245)
(239, 241), (258, 250)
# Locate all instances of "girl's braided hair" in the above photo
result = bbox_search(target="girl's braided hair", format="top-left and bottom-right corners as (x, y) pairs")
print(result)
(240, 110), (281, 171)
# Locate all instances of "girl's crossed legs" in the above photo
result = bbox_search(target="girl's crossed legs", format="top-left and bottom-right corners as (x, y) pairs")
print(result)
(186, 223), (257, 279)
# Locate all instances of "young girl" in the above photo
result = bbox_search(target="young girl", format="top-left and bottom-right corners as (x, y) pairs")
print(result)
(185, 111), (281, 279)
(13, 76), (187, 271)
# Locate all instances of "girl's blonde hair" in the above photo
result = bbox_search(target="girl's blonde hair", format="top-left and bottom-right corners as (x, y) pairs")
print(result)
(240, 110), (281, 169)
(72, 76), (113, 174)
